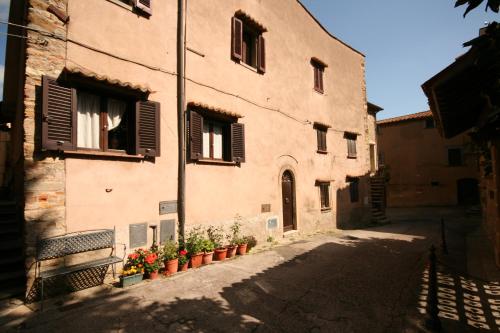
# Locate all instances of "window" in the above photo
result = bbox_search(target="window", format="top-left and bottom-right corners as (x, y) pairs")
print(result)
(316, 181), (330, 210)
(41, 76), (160, 157)
(425, 118), (435, 129)
(345, 133), (357, 158)
(189, 109), (245, 163)
(231, 14), (266, 73)
(312, 61), (325, 93)
(448, 148), (463, 166)
(314, 124), (328, 153)
(347, 177), (359, 203)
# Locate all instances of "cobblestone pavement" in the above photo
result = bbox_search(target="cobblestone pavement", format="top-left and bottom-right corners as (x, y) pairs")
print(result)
(1, 207), (495, 333)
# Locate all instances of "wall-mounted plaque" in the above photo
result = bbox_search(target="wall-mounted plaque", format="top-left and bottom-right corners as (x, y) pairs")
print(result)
(160, 200), (177, 215)
(160, 219), (176, 244)
(267, 217), (278, 230)
(129, 223), (148, 248)
(261, 204), (271, 213)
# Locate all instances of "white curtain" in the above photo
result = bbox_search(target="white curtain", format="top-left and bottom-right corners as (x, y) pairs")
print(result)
(213, 124), (223, 159)
(107, 98), (126, 131)
(77, 92), (100, 149)
(202, 122), (210, 158)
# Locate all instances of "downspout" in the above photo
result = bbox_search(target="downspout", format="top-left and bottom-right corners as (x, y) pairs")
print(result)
(177, 0), (186, 244)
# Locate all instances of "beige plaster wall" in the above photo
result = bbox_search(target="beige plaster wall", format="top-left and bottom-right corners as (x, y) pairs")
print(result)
(378, 118), (479, 207)
(185, 0), (372, 237)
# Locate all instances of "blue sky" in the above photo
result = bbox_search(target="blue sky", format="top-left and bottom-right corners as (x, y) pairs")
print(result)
(0, 0), (9, 95)
(300, 0), (499, 120)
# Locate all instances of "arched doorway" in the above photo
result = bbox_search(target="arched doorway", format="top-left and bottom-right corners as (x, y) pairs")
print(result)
(457, 178), (479, 206)
(282, 170), (296, 232)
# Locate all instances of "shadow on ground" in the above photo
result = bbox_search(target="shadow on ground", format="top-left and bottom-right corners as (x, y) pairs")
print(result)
(8, 227), (438, 333)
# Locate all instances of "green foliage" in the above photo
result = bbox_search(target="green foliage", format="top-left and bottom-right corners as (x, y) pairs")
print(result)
(185, 226), (205, 256)
(200, 239), (215, 253)
(266, 236), (274, 243)
(244, 235), (257, 250)
(207, 225), (224, 249)
(455, 0), (499, 17)
(161, 240), (178, 261)
(226, 218), (243, 246)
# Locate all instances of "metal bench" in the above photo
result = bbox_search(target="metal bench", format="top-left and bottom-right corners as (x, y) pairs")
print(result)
(35, 229), (125, 310)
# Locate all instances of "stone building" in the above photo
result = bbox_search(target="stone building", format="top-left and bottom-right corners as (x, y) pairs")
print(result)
(377, 111), (479, 207)
(0, 0), (378, 298)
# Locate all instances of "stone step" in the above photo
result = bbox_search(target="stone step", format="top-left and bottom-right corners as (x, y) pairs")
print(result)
(0, 285), (24, 300)
(0, 224), (20, 235)
(0, 239), (22, 250)
(0, 270), (24, 283)
(0, 255), (24, 266)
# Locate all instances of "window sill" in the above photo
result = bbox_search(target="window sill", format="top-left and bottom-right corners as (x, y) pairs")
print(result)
(317, 150), (328, 154)
(347, 155), (357, 159)
(321, 208), (331, 213)
(313, 88), (324, 95)
(64, 150), (145, 160)
(196, 159), (238, 166)
(105, 0), (133, 11)
(238, 61), (259, 73)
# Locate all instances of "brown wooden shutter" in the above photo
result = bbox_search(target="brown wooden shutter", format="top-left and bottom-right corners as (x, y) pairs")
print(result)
(134, 0), (152, 15)
(258, 35), (266, 73)
(313, 66), (319, 91)
(318, 67), (324, 92)
(231, 123), (245, 163)
(42, 76), (76, 151)
(232, 17), (243, 60)
(136, 101), (160, 157)
(189, 110), (203, 160)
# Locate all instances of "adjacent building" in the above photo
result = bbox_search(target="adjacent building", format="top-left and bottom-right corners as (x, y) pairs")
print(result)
(377, 111), (479, 207)
(0, 0), (379, 298)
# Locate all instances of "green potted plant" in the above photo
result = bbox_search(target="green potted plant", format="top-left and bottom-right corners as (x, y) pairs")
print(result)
(236, 236), (248, 255)
(226, 220), (242, 258)
(144, 247), (160, 279)
(201, 238), (215, 265)
(243, 235), (257, 252)
(120, 249), (145, 287)
(208, 225), (227, 261)
(178, 249), (189, 271)
(161, 240), (179, 276)
(186, 226), (205, 268)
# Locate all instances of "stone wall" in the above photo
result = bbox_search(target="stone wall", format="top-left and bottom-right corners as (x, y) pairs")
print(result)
(23, 0), (68, 293)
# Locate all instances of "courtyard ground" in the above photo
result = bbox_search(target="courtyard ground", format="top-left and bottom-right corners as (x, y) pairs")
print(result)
(0, 207), (498, 332)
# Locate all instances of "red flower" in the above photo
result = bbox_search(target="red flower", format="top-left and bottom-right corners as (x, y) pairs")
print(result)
(145, 253), (157, 265)
(128, 253), (139, 260)
(179, 249), (187, 256)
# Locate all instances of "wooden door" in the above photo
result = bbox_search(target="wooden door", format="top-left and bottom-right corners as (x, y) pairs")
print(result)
(282, 170), (295, 232)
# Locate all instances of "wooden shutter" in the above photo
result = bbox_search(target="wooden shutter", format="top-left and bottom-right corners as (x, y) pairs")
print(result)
(134, 0), (152, 15)
(313, 66), (319, 91)
(231, 123), (245, 163)
(41, 76), (76, 151)
(231, 17), (243, 60)
(136, 101), (160, 157)
(257, 35), (266, 73)
(318, 67), (324, 92)
(189, 110), (203, 160)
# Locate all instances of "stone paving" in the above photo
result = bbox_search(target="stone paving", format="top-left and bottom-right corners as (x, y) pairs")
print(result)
(0, 207), (497, 332)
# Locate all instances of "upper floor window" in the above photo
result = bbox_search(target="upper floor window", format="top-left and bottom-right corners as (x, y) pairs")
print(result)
(424, 118), (435, 129)
(345, 132), (358, 159)
(314, 122), (329, 153)
(448, 148), (463, 166)
(311, 58), (327, 93)
(189, 104), (246, 164)
(231, 11), (266, 73)
(41, 75), (160, 157)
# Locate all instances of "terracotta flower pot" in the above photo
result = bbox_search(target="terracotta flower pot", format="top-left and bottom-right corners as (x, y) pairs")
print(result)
(237, 243), (248, 255)
(202, 251), (214, 265)
(164, 258), (179, 276)
(189, 253), (203, 268)
(226, 245), (237, 258)
(148, 270), (159, 280)
(214, 248), (227, 261)
(179, 261), (188, 271)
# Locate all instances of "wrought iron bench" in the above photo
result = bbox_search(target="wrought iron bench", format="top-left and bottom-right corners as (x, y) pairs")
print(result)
(35, 229), (125, 310)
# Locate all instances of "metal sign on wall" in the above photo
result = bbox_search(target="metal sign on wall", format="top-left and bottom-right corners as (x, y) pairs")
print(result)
(129, 222), (148, 248)
(267, 217), (278, 230)
(160, 219), (176, 243)
(159, 201), (177, 215)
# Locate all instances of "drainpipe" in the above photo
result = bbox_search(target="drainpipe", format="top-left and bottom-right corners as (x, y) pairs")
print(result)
(177, 0), (186, 244)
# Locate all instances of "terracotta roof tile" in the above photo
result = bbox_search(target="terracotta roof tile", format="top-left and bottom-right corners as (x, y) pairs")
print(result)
(377, 111), (432, 125)
(188, 102), (243, 118)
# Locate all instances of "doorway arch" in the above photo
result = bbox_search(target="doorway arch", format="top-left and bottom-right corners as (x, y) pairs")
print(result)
(282, 170), (296, 232)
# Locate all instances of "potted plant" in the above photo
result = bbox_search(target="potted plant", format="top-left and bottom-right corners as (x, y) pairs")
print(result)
(208, 225), (227, 261)
(144, 247), (160, 280)
(236, 237), (248, 255)
(120, 249), (145, 287)
(243, 235), (257, 252)
(201, 238), (215, 265)
(226, 221), (242, 258)
(161, 240), (179, 276)
(178, 249), (189, 271)
(186, 226), (205, 268)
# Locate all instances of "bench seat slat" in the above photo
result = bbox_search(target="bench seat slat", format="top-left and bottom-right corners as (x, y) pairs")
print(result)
(39, 256), (122, 279)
